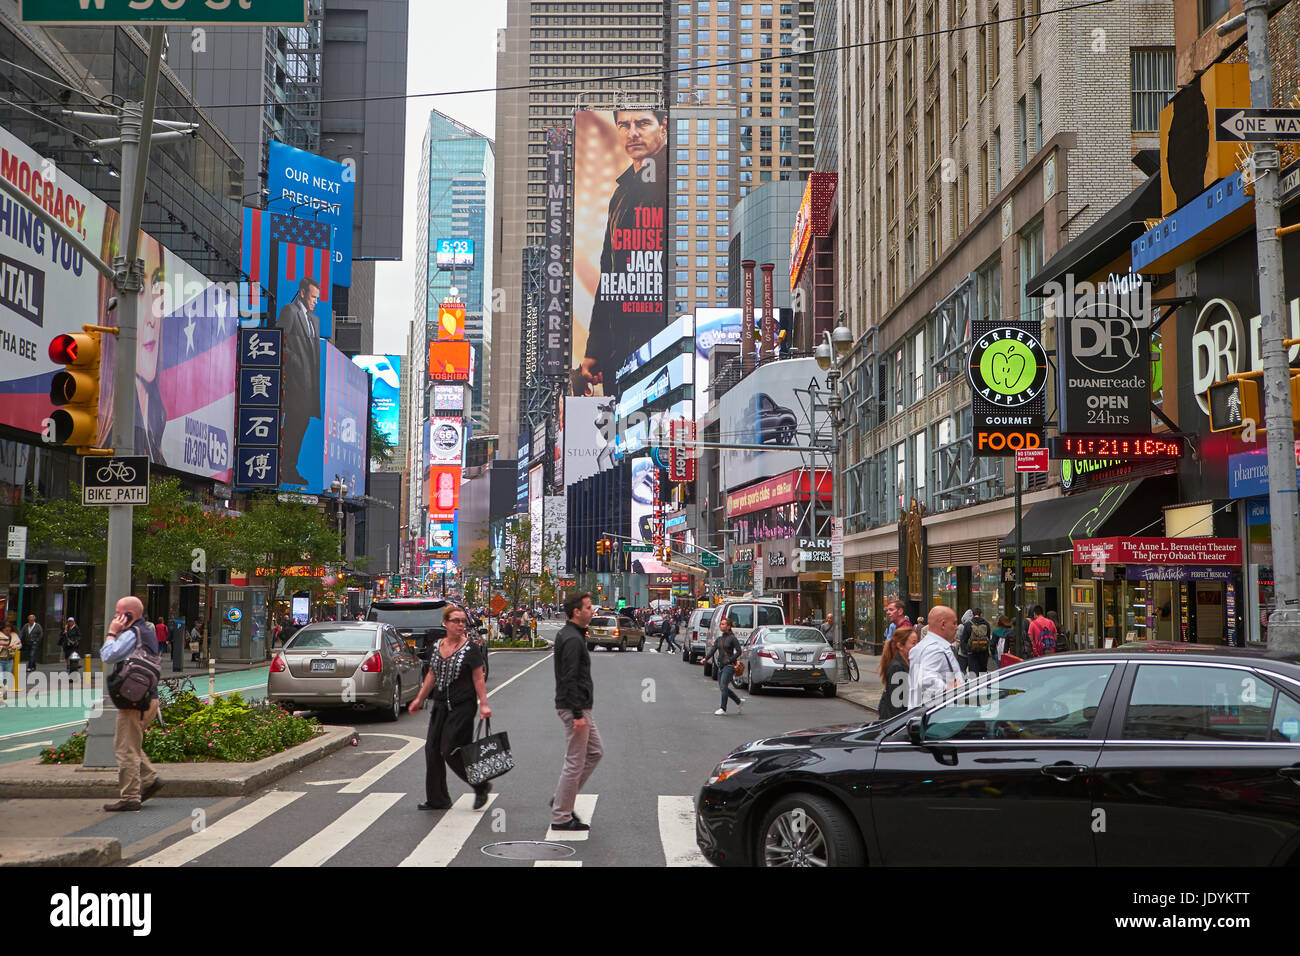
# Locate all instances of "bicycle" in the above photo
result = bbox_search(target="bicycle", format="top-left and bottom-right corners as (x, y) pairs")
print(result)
(96, 459), (136, 483)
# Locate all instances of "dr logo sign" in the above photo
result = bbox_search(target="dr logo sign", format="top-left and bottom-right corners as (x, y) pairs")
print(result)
(968, 320), (1048, 455)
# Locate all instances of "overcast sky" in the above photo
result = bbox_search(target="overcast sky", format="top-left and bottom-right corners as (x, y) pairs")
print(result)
(371, 1), (506, 359)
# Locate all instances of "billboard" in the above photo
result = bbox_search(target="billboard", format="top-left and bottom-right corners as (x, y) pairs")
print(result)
(569, 108), (668, 396)
(433, 383), (466, 411)
(427, 519), (458, 554)
(437, 301), (466, 340)
(242, 207), (334, 338)
(428, 463), (460, 521)
(267, 141), (355, 288)
(0, 123), (235, 481)
(276, 339), (367, 493)
(562, 395), (618, 488)
(617, 313), (693, 382)
(429, 416), (465, 463)
(352, 354), (401, 466)
(719, 357), (827, 492)
(544, 127), (571, 377)
(435, 239), (474, 269)
(428, 340), (472, 382)
(694, 307), (748, 409)
(630, 454), (656, 547)
(529, 464), (544, 574)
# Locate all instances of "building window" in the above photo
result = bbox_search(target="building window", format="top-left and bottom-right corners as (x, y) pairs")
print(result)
(988, 8), (999, 84)
(1201, 0), (1230, 29)
(1031, 78), (1043, 153)
(1019, 220), (1045, 322)
(976, 255), (1001, 322)
(992, 127), (1002, 193)
(1131, 48), (1175, 132)
(1017, 96), (1028, 167)
(979, 144), (989, 209)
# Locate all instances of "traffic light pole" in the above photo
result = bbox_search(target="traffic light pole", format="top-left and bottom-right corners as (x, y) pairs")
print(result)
(1241, 0), (1300, 656)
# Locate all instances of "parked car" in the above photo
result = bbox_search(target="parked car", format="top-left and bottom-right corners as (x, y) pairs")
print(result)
(703, 600), (785, 677)
(586, 612), (645, 651)
(268, 622), (422, 721)
(739, 625), (838, 697)
(684, 607), (719, 664)
(367, 597), (488, 679)
(697, 644), (1300, 867)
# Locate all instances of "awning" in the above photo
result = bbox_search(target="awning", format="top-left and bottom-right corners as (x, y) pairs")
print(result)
(999, 477), (1175, 557)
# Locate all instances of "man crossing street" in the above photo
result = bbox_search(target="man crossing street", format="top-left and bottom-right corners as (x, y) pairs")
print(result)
(551, 592), (603, 832)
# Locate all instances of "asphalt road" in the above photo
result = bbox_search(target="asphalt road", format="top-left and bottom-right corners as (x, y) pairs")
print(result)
(68, 621), (870, 867)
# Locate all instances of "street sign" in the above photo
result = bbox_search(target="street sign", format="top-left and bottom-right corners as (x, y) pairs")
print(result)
(82, 456), (149, 506)
(6, 526), (26, 561)
(623, 543), (652, 553)
(21, 0), (308, 24)
(1015, 448), (1050, 472)
(830, 516), (844, 581)
(1216, 107), (1300, 142)
(701, 553), (720, 567)
(277, 492), (320, 506)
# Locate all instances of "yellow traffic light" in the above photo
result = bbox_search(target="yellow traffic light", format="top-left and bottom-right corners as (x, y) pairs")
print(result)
(48, 327), (105, 450)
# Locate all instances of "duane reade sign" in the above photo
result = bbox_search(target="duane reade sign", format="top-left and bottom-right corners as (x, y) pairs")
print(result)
(1191, 295), (1300, 415)
(1047, 273), (1152, 433)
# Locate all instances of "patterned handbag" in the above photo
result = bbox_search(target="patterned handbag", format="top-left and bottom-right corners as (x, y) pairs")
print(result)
(459, 718), (515, 786)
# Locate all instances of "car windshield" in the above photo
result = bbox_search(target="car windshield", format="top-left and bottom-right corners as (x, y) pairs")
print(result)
(286, 628), (377, 652)
(367, 605), (447, 629)
(591, 616), (618, 627)
(761, 627), (827, 644)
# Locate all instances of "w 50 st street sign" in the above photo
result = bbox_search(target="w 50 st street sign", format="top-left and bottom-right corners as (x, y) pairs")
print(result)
(21, 0), (307, 24)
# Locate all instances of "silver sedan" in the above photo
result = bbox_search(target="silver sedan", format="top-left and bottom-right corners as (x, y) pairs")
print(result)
(267, 622), (422, 721)
(739, 625), (838, 698)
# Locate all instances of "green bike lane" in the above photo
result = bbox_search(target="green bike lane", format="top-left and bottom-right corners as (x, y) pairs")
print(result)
(0, 666), (270, 764)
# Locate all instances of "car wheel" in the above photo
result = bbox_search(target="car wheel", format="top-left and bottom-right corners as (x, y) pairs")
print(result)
(757, 793), (864, 868)
(750, 678), (764, 695)
(382, 679), (401, 722)
(682, 648), (689, 662)
(822, 683), (838, 698)
(637, 639), (645, 652)
(619, 639), (627, 652)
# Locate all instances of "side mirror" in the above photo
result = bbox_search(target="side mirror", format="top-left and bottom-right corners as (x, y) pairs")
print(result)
(906, 716), (926, 747)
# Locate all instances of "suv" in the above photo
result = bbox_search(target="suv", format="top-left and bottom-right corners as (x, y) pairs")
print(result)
(366, 598), (489, 679)
(586, 612), (646, 652)
(684, 607), (719, 663)
(702, 599), (785, 677)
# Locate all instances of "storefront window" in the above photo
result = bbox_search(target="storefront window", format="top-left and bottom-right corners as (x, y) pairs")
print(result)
(854, 578), (876, 647)
(882, 570), (900, 609)
(930, 566), (958, 609)
(1248, 521), (1273, 645)
(971, 561), (1001, 618)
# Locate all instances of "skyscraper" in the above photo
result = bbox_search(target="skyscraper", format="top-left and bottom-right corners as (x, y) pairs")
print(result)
(491, 0), (668, 454)
(415, 110), (495, 436)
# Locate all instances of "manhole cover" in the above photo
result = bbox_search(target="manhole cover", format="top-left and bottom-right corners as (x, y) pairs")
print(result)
(481, 841), (576, 861)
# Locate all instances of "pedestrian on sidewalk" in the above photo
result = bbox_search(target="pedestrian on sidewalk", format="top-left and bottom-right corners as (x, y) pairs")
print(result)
(704, 614), (744, 716)
(908, 606), (964, 709)
(883, 600), (911, 643)
(409, 605), (493, 812)
(955, 609), (973, 674)
(877, 625), (919, 719)
(551, 592), (602, 832)
(963, 608), (993, 678)
(20, 614), (41, 675)
(100, 596), (162, 812)
(59, 618), (82, 671)
(154, 617), (169, 657)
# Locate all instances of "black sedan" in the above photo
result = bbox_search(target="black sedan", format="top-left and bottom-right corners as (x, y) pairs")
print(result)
(696, 645), (1300, 866)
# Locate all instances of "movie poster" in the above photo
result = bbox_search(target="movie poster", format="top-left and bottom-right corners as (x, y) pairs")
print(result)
(569, 109), (668, 397)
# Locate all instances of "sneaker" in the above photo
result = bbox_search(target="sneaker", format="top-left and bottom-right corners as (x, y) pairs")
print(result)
(714, 708), (727, 715)
(103, 800), (141, 812)
(551, 817), (590, 832)
(737, 699), (745, 714)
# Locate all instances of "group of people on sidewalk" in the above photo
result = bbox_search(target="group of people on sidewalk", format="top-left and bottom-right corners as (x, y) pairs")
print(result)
(876, 600), (1062, 719)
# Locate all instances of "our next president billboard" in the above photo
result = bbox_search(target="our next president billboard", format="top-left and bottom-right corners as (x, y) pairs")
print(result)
(569, 108), (668, 396)
(279, 339), (368, 494)
(267, 140), (355, 288)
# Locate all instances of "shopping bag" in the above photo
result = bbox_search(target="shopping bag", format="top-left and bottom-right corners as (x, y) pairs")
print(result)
(459, 718), (514, 786)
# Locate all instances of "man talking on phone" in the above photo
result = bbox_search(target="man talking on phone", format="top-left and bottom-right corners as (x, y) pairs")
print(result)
(99, 596), (162, 811)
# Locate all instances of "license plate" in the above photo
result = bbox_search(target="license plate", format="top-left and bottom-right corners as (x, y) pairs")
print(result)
(791, 652), (809, 661)
(310, 659), (335, 672)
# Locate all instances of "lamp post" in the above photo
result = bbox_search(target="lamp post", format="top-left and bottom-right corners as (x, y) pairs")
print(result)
(330, 475), (350, 620)
(815, 317), (854, 682)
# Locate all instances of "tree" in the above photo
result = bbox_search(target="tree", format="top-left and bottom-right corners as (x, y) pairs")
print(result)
(369, 418), (396, 468)
(224, 495), (343, 621)
(22, 475), (232, 592)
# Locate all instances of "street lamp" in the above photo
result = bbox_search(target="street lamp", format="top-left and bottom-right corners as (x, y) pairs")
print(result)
(330, 474), (350, 620)
(815, 315), (854, 682)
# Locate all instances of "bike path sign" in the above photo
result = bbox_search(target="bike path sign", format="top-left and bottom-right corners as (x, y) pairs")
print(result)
(82, 456), (150, 506)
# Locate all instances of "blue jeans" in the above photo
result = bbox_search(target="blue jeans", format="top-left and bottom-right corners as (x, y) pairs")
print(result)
(718, 664), (742, 710)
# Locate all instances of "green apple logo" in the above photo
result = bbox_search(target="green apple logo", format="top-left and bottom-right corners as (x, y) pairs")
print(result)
(981, 340), (1035, 395)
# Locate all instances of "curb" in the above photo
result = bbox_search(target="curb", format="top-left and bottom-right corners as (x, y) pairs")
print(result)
(0, 725), (357, 799)
(0, 838), (121, 868)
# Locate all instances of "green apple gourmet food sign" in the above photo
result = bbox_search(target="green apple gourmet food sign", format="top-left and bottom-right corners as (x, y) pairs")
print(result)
(968, 320), (1047, 456)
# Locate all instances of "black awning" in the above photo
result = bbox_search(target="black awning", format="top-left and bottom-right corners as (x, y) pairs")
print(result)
(1024, 173), (1164, 297)
(1000, 476), (1175, 557)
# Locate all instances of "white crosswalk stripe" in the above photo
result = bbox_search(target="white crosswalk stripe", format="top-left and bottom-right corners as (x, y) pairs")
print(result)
(133, 790), (305, 867)
(545, 793), (598, 842)
(658, 795), (710, 866)
(398, 792), (498, 867)
(271, 792), (403, 867)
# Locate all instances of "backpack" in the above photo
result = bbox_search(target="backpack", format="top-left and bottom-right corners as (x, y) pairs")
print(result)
(968, 620), (991, 654)
(1034, 620), (1057, 656)
(107, 624), (161, 711)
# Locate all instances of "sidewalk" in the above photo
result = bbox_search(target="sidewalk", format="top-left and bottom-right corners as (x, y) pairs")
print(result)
(837, 650), (883, 717)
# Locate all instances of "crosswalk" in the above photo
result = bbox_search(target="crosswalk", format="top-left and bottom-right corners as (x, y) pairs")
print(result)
(128, 790), (710, 868)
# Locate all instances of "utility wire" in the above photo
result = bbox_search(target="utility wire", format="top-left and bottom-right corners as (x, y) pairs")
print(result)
(141, 0), (1120, 114)
(0, 55), (118, 110)
(0, 95), (98, 146)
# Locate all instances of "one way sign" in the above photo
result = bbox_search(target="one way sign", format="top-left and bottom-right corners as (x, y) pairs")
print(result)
(1216, 107), (1300, 142)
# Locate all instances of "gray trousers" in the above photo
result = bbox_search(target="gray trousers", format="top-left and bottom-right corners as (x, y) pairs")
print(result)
(552, 709), (603, 825)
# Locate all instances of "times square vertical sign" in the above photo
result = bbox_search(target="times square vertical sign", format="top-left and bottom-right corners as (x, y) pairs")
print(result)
(545, 128), (571, 376)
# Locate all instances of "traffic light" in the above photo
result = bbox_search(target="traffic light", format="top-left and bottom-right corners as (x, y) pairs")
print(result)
(48, 327), (105, 450)
(1207, 378), (1259, 433)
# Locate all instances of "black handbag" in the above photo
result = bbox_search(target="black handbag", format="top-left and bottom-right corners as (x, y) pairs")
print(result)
(459, 718), (514, 786)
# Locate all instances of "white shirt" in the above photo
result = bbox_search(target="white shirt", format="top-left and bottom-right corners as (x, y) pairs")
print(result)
(907, 632), (963, 709)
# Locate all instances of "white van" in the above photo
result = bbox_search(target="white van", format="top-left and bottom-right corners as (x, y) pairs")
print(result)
(702, 599), (785, 678)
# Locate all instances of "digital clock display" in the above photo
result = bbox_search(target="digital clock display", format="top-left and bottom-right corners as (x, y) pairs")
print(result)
(1049, 435), (1186, 460)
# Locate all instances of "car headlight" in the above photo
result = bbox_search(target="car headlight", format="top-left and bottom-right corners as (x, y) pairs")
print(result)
(707, 757), (756, 785)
